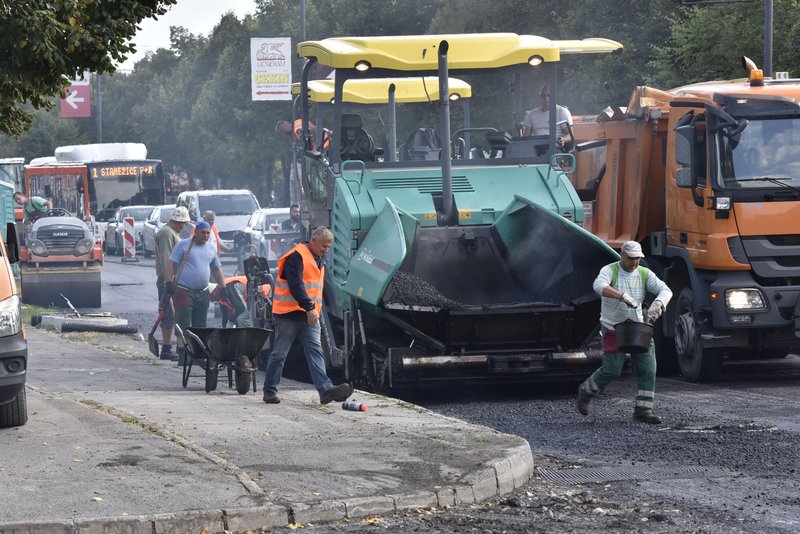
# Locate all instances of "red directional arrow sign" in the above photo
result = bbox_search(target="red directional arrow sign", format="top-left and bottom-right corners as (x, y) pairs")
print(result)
(60, 85), (91, 118)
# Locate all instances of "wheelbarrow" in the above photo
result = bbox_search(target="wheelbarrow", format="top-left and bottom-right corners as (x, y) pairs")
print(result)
(178, 326), (272, 394)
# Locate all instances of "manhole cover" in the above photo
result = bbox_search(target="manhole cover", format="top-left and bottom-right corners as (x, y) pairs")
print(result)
(537, 465), (718, 485)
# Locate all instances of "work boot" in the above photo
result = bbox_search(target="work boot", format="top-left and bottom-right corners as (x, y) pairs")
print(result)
(634, 412), (663, 425)
(159, 345), (177, 361)
(319, 383), (354, 405)
(576, 388), (592, 416)
(176, 347), (187, 367)
(263, 390), (280, 404)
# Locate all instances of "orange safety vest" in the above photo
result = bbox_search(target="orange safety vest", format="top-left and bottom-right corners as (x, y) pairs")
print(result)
(292, 119), (331, 149)
(272, 243), (324, 315)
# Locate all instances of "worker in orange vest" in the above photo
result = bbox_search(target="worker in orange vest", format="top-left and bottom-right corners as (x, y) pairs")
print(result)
(191, 211), (232, 256)
(261, 226), (352, 405)
(276, 119), (331, 150)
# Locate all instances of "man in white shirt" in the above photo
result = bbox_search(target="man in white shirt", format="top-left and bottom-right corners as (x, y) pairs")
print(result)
(577, 241), (673, 424)
(521, 84), (573, 147)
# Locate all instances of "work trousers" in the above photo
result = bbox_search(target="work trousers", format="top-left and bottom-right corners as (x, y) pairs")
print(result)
(579, 331), (657, 415)
(263, 315), (333, 394)
(174, 286), (210, 333)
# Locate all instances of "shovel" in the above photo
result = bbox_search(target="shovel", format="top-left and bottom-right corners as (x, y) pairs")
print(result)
(147, 292), (172, 357)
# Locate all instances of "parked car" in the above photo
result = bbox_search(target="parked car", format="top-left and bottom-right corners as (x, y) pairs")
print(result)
(176, 189), (260, 254)
(140, 204), (176, 258)
(236, 207), (304, 268)
(103, 205), (155, 256)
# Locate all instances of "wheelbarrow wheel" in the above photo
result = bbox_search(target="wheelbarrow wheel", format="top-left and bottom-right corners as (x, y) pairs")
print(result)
(235, 355), (252, 394)
(205, 362), (219, 393)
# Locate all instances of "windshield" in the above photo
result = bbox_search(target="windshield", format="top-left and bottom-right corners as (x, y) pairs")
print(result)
(199, 194), (258, 216)
(716, 117), (800, 189)
(159, 207), (175, 223)
(119, 207), (153, 221)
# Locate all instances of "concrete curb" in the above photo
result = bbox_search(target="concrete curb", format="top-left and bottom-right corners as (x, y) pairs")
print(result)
(6, 329), (536, 533)
(0, 444), (534, 534)
(0, 441), (533, 533)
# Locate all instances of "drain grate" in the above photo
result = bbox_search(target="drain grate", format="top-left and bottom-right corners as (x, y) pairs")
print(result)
(537, 465), (719, 485)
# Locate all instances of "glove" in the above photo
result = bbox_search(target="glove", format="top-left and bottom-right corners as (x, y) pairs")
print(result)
(621, 292), (639, 309)
(165, 281), (176, 296)
(647, 301), (665, 322)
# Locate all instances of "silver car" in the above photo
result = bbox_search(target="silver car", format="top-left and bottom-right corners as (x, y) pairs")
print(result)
(236, 207), (297, 268)
(103, 205), (155, 256)
(140, 204), (177, 258)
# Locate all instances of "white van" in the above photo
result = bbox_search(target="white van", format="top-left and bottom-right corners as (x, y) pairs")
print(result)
(176, 190), (260, 253)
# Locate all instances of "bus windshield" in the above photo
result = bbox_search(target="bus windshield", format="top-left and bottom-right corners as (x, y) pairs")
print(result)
(88, 160), (165, 221)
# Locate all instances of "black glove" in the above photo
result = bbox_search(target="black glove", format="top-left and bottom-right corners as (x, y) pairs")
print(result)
(165, 281), (176, 295)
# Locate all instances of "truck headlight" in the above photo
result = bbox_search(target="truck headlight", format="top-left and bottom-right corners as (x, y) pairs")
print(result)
(725, 288), (766, 311)
(74, 238), (93, 255)
(29, 239), (48, 257)
(0, 295), (22, 337)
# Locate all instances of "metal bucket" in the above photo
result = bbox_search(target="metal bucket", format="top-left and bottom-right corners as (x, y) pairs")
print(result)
(614, 320), (654, 354)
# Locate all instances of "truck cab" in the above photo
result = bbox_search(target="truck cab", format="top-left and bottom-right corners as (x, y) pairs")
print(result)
(572, 64), (800, 381)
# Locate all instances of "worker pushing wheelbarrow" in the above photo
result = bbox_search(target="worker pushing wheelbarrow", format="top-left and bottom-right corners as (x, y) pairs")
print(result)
(178, 255), (275, 393)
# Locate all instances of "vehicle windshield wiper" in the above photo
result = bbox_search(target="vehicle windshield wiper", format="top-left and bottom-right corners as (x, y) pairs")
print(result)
(729, 176), (800, 196)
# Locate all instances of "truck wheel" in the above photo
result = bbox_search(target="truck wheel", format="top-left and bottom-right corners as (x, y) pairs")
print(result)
(673, 287), (724, 382)
(0, 389), (28, 428)
(654, 325), (679, 376)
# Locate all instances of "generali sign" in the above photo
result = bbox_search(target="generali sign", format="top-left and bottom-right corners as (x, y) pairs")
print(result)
(251, 37), (292, 101)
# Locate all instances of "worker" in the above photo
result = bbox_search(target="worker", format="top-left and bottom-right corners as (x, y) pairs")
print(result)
(198, 210), (233, 255)
(13, 191), (52, 224)
(262, 226), (353, 405)
(281, 204), (308, 243)
(521, 84), (573, 148)
(576, 241), (673, 425)
(166, 221), (227, 366)
(276, 119), (331, 151)
(153, 206), (190, 360)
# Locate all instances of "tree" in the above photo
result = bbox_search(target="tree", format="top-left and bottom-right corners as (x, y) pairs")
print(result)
(0, 0), (177, 136)
(649, 0), (800, 90)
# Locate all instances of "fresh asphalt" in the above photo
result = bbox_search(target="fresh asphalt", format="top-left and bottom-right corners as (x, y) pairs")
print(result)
(0, 323), (532, 533)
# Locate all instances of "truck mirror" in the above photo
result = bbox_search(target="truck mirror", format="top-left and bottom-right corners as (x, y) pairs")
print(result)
(5, 223), (18, 264)
(674, 125), (694, 166)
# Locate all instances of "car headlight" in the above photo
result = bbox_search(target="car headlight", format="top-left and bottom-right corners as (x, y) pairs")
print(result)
(725, 288), (766, 311)
(0, 295), (22, 337)
(29, 239), (48, 257)
(74, 238), (93, 256)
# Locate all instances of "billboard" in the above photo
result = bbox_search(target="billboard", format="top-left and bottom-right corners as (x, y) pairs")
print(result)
(251, 37), (292, 101)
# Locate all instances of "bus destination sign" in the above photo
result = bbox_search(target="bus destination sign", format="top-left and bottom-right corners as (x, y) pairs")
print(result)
(90, 163), (156, 179)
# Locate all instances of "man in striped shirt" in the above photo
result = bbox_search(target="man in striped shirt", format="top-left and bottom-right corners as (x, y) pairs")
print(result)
(577, 241), (673, 424)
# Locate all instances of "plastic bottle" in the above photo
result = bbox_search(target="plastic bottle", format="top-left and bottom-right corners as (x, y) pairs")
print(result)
(342, 401), (368, 412)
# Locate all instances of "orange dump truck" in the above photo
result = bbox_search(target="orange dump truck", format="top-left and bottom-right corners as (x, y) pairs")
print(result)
(572, 61), (800, 381)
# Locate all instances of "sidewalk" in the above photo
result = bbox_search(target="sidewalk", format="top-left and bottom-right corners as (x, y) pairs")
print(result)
(0, 327), (533, 534)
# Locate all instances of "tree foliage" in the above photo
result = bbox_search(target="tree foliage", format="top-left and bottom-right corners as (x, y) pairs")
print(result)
(0, 0), (176, 136)
(649, 0), (800, 89)
(3, 0), (799, 205)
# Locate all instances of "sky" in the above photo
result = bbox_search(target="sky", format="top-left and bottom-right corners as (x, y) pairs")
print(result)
(119, 0), (257, 71)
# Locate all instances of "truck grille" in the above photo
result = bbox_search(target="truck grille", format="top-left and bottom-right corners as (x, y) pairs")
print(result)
(740, 235), (800, 280)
